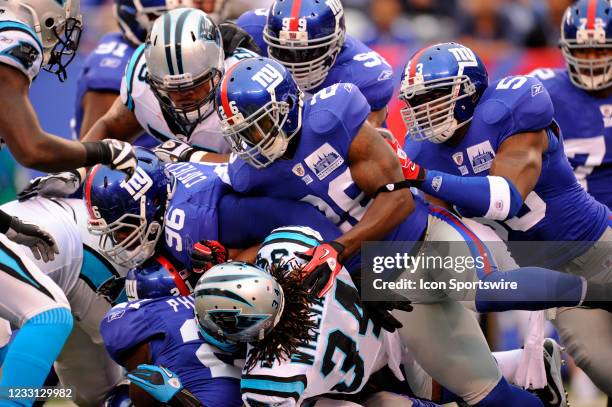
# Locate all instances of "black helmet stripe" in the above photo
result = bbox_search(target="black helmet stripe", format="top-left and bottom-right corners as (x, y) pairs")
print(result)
(163, 11), (175, 75)
(174, 8), (193, 75)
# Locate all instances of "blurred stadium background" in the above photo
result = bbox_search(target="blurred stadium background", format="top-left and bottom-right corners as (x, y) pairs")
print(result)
(7, 0), (606, 405)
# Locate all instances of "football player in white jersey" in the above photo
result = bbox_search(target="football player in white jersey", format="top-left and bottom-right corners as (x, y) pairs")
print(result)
(82, 8), (261, 163)
(0, 197), (130, 406)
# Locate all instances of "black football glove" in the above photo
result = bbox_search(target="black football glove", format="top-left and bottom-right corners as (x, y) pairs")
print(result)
(219, 21), (262, 55)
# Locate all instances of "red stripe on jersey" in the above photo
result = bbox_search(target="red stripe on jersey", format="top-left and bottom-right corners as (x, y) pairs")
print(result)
(587, 0), (597, 29)
(408, 47), (428, 81)
(155, 254), (191, 296)
(84, 165), (101, 219)
(289, 0), (303, 31)
(220, 64), (239, 122)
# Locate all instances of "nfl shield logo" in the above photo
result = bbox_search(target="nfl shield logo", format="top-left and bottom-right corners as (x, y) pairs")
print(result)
(452, 152), (464, 166)
(292, 163), (305, 177)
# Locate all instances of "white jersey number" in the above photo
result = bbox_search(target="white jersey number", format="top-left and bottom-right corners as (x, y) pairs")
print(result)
(563, 136), (606, 191)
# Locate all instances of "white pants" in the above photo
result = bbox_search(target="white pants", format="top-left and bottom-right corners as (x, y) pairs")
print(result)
(55, 278), (124, 406)
(0, 235), (69, 328)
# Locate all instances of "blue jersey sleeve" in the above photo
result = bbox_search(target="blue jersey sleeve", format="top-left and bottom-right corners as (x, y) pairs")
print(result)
(306, 83), (371, 156)
(328, 36), (394, 111)
(79, 33), (134, 93)
(236, 9), (268, 57)
(218, 194), (341, 247)
(482, 76), (554, 146)
(100, 300), (163, 365)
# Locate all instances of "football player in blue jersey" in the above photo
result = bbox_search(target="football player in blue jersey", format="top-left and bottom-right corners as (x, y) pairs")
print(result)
(236, 0), (394, 127)
(83, 148), (344, 272)
(100, 253), (243, 407)
(398, 42), (612, 395)
(530, 0), (612, 209)
(215, 56), (612, 406)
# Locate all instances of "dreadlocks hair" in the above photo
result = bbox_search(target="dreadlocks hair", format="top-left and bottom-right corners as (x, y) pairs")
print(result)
(245, 262), (318, 372)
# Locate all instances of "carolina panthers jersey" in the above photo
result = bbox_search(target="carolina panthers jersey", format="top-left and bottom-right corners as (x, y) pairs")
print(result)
(163, 162), (343, 269)
(404, 75), (610, 266)
(532, 68), (612, 209)
(242, 226), (404, 406)
(228, 83), (428, 242)
(73, 32), (137, 138)
(236, 10), (394, 111)
(0, 198), (129, 303)
(120, 47), (258, 152)
(100, 296), (242, 407)
(0, 14), (44, 83)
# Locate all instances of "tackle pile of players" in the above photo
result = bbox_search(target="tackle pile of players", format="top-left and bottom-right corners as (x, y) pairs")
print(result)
(1, 0), (612, 405)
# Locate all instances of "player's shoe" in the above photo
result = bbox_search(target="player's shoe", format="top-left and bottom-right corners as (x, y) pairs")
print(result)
(531, 338), (569, 407)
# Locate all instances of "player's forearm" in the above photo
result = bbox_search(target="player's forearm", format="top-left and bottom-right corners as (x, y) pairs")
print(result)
(335, 189), (413, 259)
(82, 98), (142, 143)
(11, 131), (89, 171)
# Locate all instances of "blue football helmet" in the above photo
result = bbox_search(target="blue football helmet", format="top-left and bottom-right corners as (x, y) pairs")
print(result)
(125, 253), (197, 300)
(263, 0), (345, 91)
(113, 0), (170, 45)
(216, 57), (303, 168)
(560, 0), (612, 90)
(398, 43), (488, 144)
(85, 148), (171, 268)
(194, 261), (285, 343)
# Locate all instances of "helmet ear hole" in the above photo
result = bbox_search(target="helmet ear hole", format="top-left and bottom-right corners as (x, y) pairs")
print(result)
(190, 31), (196, 42)
(45, 17), (55, 28)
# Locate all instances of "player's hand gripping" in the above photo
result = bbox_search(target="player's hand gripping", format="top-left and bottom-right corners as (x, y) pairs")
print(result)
(295, 241), (345, 297)
(153, 140), (197, 163)
(5, 216), (59, 262)
(218, 21), (262, 55)
(190, 240), (229, 273)
(380, 129), (426, 186)
(102, 139), (138, 177)
(127, 364), (200, 407)
(17, 169), (84, 201)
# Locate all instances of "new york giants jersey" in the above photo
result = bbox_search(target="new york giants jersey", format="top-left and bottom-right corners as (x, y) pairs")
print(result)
(121, 47), (258, 152)
(0, 14), (44, 83)
(162, 162), (342, 270)
(243, 226), (404, 406)
(236, 9), (394, 111)
(73, 33), (137, 138)
(100, 296), (242, 407)
(0, 198), (129, 303)
(228, 83), (428, 241)
(404, 75), (610, 266)
(532, 68), (612, 209)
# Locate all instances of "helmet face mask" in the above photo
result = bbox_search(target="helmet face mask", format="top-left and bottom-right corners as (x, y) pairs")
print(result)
(149, 66), (222, 135)
(9, 0), (83, 81)
(88, 199), (163, 269)
(194, 262), (285, 343)
(220, 98), (299, 168)
(560, 0), (612, 91)
(85, 149), (170, 269)
(145, 8), (225, 137)
(399, 43), (488, 144)
(216, 58), (304, 169)
(400, 76), (476, 143)
(263, 0), (346, 91)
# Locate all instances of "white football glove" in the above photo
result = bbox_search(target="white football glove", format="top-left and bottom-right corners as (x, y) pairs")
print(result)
(103, 139), (138, 176)
(18, 169), (84, 201)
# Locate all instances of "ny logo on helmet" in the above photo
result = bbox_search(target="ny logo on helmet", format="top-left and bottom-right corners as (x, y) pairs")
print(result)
(251, 64), (283, 94)
(120, 167), (153, 200)
(448, 47), (478, 74)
